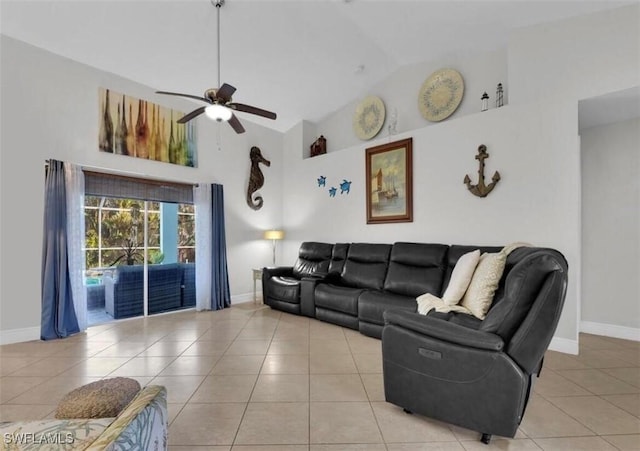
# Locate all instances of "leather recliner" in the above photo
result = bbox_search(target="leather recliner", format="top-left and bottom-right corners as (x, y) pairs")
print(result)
(262, 242), (333, 314)
(314, 243), (392, 330)
(381, 247), (568, 443)
(357, 242), (449, 338)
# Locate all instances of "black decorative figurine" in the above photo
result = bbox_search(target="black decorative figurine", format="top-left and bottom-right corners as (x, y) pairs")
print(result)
(481, 92), (489, 112)
(496, 83), (504, 108)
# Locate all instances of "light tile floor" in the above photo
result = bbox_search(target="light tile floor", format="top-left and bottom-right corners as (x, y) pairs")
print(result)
(1, 303), (639, 450)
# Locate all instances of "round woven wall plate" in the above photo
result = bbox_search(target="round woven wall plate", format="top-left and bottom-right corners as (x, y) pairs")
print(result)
(353, 95), (386, 140)
(418, 68), (464, 122)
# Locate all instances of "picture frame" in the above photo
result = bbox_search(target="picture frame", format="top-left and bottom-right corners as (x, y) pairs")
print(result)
(366, 137), (413, 224)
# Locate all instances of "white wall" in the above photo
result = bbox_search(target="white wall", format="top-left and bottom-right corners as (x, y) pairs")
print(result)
(506, 2), (639, 342)
(508, 4), (640, 105)
(282, 100), (581, 352)
(312, 48), (508, 154)
(581, 118), (640, 336)
(0, 36), (284, 342)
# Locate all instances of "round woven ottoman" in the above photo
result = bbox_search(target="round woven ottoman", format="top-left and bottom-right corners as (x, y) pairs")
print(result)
(55, 377), (141, 419)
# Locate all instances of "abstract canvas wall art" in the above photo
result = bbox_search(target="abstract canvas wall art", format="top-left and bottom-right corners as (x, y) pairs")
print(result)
(99, 88), (197, 167)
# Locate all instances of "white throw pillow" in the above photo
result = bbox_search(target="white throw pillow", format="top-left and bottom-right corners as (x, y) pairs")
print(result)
(442, 249), (481, 306)
(459, 251), (507, 319)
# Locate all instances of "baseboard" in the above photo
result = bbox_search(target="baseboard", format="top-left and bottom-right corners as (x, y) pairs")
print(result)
(232, 291), (262, 304)
(0, 326), (40, 345)
(581, 321), (640, 342)
(548, 336), (579, 355)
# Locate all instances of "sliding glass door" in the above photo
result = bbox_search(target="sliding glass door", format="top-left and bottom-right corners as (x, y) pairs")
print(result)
(82, 175), (196, 326)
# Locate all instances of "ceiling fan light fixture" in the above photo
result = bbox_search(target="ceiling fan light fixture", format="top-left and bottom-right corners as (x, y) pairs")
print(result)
(205, 104), (233, 121)
(155, 0), (275, 133)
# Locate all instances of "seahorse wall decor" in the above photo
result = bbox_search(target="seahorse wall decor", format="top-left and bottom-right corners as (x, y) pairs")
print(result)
(246, 146), (271, 210)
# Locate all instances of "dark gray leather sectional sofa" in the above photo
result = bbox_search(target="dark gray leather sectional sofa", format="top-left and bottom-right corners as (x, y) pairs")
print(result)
(262, 241), (568, 442)
(263, 241), (510, 338)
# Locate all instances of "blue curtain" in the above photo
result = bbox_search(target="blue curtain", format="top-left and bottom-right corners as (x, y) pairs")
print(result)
(211, 183), (231, 310)
(41, 160), (80, 340)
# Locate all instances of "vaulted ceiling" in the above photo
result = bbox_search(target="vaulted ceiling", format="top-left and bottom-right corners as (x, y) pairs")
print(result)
(1, 1), (634, 132)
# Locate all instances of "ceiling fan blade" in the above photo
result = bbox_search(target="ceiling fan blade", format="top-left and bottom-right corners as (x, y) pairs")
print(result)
(229, 103), (277, 120)
(228, 113), (246, 134)
(177, 106), (206, 124)
(156, 91), (212, 104)
(216, 83), (236, 103)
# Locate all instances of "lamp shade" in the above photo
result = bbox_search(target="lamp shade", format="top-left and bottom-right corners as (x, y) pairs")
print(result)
(205, 104), (233, 122)
(263, 230), (284, 240)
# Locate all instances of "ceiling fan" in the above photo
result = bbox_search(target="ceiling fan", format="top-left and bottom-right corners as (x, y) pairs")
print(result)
(156, 0), (276, 134)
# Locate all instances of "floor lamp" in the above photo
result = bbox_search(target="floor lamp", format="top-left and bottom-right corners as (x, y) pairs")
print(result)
(263, 230), (284, 266)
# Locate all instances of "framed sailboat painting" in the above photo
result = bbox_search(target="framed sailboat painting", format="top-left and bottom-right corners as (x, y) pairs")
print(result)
(365, 138), (413, 224)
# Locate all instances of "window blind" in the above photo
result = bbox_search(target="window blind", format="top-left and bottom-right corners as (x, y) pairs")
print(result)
(84, 171), (194, 204)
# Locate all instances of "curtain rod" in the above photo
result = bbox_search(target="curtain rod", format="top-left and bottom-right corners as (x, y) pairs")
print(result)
(44, 160), (146, 178)
(44, 160), (201, 187)
(83, 169), (197, 190)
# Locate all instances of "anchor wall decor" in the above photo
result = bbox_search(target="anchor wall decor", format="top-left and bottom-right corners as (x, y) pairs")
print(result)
(464, 144), (501, 198)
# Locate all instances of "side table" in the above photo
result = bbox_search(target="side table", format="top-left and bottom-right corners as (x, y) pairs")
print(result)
(252, 268), (263, 303)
